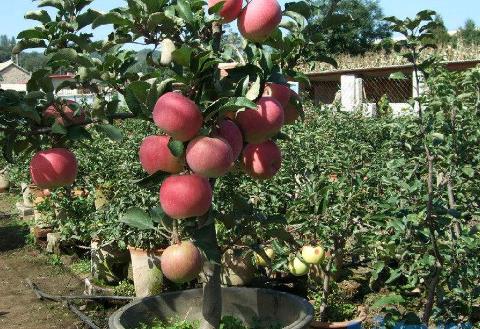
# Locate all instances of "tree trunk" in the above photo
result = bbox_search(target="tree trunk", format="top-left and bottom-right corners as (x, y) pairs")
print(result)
(199, 222), (222, 329)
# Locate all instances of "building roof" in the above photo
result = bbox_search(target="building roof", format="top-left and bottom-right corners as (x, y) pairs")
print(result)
(306, 59), (480, 81)
(0, 60), (31, 75)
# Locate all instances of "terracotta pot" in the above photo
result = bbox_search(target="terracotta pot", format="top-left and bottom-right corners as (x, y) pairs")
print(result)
(91, 240), (130, 284)
(0, 172), (10, 192)
(309, 317), (364, 329)
(221, 249), (256, 286)
(128, 247), (164, 297)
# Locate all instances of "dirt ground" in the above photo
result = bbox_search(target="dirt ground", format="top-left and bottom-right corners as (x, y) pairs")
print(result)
(0, 192), (86, 329)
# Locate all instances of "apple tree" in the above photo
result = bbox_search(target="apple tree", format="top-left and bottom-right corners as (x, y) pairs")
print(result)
(1, 0), (342, 328)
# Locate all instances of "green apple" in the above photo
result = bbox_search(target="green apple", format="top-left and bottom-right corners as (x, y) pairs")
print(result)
(301, 245), (325, 264)
(288, 257), (309, 276)
(254, 247), (275, 267)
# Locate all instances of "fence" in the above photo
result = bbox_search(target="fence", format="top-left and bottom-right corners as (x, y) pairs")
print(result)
(304, 59), (480, 115)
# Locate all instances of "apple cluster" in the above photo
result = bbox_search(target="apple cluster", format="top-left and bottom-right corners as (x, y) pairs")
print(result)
(208, 0), (282, 42)
(255, 245), (325, 277)
(30, 102), (84, 189)
(140, 80), (301, 283)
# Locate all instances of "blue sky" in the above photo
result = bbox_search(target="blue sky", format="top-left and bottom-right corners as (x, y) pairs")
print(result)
(1, 0), (479, 42)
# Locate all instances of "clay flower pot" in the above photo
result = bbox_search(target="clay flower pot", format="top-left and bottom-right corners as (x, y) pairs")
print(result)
(128, 247), (164, 297)
(0, 171), (10, 193)
(91, 240), (130, 284)
(221, 249), (256, 286)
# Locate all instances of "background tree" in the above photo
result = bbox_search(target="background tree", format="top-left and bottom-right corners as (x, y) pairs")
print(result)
(305, 0), (392, 56)
(0, 35), (16, 62)
(458, 19), (480, 45)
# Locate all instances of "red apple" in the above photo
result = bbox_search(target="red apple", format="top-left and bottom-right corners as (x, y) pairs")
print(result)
(236, 97), (284, 143)
(284, 90), (301, 125)
(30, 148), (78, 189)
(242, 140), (281, 179)
(208, 0), (243, 23)
(263, 82), (292, 108)
(161, 241), (203, 283)
(153, 92), (203, 142)
(237, 0), (282, 42)
(43, 100), (86, 126)
(159, 174), (212, 219)
(186, 136), (234, 178)
(139, 135), (184, 174)
(211, 119), (244, 160)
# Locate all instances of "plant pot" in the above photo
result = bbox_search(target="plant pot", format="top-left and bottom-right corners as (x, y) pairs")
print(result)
(109, 287), (314, 329)
(0, 172), (10, 193)
(128, 247), (163, 297)
(221, 249), (256, 286)
(91, 240), (130, 284)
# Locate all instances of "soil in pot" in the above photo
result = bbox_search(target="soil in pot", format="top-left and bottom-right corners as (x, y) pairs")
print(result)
(128, 247), (163, 297)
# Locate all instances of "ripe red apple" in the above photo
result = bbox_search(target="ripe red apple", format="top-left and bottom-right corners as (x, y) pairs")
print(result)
(208, 0), (243, 23)
(242, 140), (281, 179)
(211, 119), (244, 160)
(161, 241), (203, 283)
(237, 0), (282, 42)
(263, 82), (292, 108)
(30, 148), (78, 189)
(186, 136), (234, 178)
(159, 174), (212, 219)
(139, 135), (184, 174)
(153, 92), (203, 142)
(43, 100), (86, 126)
(284, 90), (301, 125)
(236, 97), (284, 143)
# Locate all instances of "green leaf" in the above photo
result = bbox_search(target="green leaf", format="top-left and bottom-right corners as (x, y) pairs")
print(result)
(124, 81), (150, 116)
(371, 294), (405, 309)
(120, 207), (155, 230)
(38, 0), (65, 10)
(92, 12), (132, 29)
(51, 122), (67, 135)
(96, 124), (123, 141)
(17, 29), (47, 40)
(284, 1), (312, 19)
(462, 165), (475, 178)
(172, 46), (193, 67)
(133, 170), (169, 187)
(176, 0), (193, 23)
(25, 10), (52, 24)
(76, 9), (102, 29)
(49, 48), (78, 63)
(147, 12), (176, 32)
(12, 39), (47, 54)
(168, 139), (185, 157)
(149, 207), (167, 224)
(246, 75), (261, 101)
(67, 126), (92, 141)
(208, 1), (225, 14)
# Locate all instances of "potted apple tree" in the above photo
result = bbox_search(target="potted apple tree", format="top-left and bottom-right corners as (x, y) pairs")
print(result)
(3, 0), (341, 327)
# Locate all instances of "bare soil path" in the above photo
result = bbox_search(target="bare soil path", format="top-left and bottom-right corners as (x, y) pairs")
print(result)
(0, 193), (86, 329)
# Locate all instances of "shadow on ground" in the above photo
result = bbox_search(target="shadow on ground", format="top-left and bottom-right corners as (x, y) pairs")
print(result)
(0, 213), (29, 252)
